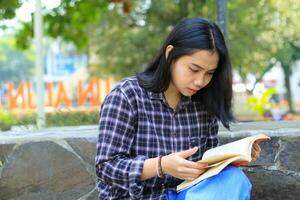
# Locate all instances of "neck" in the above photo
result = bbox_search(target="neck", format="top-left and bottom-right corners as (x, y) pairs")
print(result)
(164, 82), (181, 110)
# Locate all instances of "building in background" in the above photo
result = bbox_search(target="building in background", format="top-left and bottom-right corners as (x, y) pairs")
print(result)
(44, 39), (88, 83)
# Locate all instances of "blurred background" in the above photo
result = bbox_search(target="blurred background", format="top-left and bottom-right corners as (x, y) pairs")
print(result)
(0, 0), (299, 131)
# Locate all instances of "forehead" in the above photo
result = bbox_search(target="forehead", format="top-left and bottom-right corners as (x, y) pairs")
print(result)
(181, 50), (219, 70)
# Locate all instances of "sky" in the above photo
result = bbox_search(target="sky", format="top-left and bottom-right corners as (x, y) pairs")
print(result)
(0, 0), (61, 35)
(16, 0), (61, 21)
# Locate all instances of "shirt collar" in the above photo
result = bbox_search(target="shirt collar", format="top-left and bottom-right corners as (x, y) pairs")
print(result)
(147, 91), (192, 105)
(147, 91), (165, 100)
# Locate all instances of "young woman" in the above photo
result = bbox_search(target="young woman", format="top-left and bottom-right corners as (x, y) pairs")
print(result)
(95, 17), (261, 200)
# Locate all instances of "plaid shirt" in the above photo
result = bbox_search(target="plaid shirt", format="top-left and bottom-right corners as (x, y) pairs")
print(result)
(95, 77), (219, 200)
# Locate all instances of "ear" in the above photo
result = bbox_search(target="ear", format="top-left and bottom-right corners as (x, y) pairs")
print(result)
(165, 45), (174, 60)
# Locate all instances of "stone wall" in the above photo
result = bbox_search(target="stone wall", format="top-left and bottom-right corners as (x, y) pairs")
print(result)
(219, 121), (300, 200)
(0, 121), (299, 200)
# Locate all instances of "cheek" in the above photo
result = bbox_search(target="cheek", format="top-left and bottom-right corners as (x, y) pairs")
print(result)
(173, 66), (188, 82)
(204, 75), (213, 85)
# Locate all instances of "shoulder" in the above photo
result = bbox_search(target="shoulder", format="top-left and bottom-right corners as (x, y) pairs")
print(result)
(112, 76), (146, 100)
(114, 76), (140, 92)
(103, 76), (148, 110)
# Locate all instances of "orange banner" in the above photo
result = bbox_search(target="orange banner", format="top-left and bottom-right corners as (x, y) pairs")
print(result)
(2, 78), (113, 112)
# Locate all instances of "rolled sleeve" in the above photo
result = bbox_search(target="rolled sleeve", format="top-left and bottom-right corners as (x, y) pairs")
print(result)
(95, 88), (147, 198)
(128, 155), (148, 197)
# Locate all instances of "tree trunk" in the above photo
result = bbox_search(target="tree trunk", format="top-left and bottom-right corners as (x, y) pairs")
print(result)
(282, 64), (295, 113)
(249, 63), (275, 94)
(216, 0), (228, 44)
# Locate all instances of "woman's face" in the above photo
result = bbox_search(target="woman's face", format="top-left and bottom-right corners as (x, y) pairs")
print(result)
(170, 49), (219, 97)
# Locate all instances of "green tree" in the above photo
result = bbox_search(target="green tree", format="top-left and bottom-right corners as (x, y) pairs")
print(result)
(0, 0), (21, 20)
(13, 0), (214, 79)
(14, 0), (109, 50)
(270, 0), (300, 113)
(90, 0), (215, 79)
(228, 0), (300, 113)
(228, 0), (278, 94)
(0, 38), (34, 84)
(12, 0), (300, 114)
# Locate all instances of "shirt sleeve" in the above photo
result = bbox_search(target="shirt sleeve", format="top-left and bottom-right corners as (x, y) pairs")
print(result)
(95, 88), (147, 198)
(206, 117), (219, 150)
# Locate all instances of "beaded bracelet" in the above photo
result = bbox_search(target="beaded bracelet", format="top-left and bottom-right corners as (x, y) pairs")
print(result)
(157, 155), (164, 178)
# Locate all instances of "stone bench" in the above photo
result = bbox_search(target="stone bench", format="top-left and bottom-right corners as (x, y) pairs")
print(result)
(0, 121), (299, 199)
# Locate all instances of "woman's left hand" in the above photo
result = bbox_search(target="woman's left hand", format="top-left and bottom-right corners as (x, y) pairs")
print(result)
(251, 142), (261, 162)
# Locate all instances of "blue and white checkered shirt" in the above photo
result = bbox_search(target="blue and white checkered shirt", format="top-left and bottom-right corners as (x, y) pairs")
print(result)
(95, 76), (219, 200)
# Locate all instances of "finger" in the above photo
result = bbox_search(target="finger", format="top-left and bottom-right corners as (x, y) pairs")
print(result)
(257, 144), (261, 152)
(184, 175), (201, 181)
(179, 169), (206, 181)
(183, 160), (208, 169)
(252, 147), (259, 154)
(252, 143), (258, 151)
(179, 167), (205, 176)
(252, 149), (259, 157)
(252, 153), (258, 160)
(254, 143), (261, 152)
(186, 177), (195, 181)
(252, 145), (260, 155)
(252, 150), (260, 161)
(184, 171), (206, 181)
(177, 147), (198, 158)
(178, 169), (206, 180)
(180, 175), (197, 181)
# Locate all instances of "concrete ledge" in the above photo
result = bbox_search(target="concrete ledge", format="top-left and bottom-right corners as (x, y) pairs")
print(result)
(0, 121), (299, 199)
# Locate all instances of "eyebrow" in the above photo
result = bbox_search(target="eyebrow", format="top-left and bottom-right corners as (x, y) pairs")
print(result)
(191, 63), (217, 72)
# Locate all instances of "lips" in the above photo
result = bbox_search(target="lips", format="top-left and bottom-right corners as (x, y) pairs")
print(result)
(187, 88), (198, 93)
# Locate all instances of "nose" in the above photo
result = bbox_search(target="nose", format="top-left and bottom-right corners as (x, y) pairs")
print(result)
(194, 74), (205, 88)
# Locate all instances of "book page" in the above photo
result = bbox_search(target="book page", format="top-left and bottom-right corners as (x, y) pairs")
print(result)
(245, 134), (270, 159)
(201, 134), (270, 164)
(198, 153), (242, 165)
(202, 137), (250, 161)
(177, 155), (243, 191)
(177, 134), (271, 192)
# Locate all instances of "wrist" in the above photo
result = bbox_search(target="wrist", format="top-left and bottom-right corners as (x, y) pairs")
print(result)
(157, 155), (164, 178)
(160, 155), (168, 175)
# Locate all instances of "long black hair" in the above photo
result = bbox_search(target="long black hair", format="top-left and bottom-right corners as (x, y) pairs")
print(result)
(137, 17), (234, 129)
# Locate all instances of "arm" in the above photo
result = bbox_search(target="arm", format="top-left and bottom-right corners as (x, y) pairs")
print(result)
(140, 157), (158, 181)
(141, 148), (209, 182)
(95, 88), (147, 197)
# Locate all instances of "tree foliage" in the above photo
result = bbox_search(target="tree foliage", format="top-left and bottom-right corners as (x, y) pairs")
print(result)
(0, 0), (21, 20)
(268, 0), (300, 112)
(14, 0), (109, 50)
(0, 38), (34, 84)
(90, 0), (215, 78)
(13, 0), (215, 78)
(10, 0), (300, 105)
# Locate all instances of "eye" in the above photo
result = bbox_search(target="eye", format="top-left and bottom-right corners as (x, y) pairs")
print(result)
(189, 67), (198, 72)
(207, 72), (214, 76)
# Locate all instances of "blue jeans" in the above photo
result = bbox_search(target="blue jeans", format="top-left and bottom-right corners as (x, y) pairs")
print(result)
(166, 166), (252, 200)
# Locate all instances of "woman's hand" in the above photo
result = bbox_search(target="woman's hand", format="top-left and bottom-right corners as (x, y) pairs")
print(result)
(161, 147), (208, 181)
(251, 142), (261, 162)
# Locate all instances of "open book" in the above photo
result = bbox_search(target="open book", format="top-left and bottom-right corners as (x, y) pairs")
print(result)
(176, 133), (270, 192)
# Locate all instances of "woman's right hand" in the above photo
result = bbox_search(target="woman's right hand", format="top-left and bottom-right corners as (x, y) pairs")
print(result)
(161, 147), (208, 181)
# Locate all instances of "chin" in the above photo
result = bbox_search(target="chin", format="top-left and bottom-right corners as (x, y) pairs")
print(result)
(181, 91), (193, 97)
